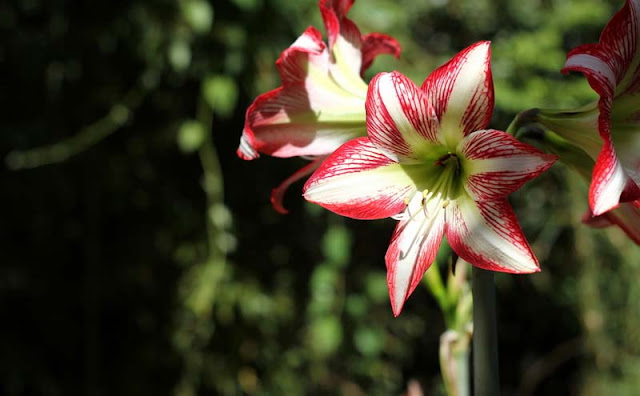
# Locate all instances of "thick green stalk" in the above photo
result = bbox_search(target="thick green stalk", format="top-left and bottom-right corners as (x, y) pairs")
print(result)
(472, 267), (500, 396)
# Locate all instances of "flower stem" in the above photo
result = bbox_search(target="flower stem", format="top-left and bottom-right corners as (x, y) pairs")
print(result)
(505, 108), (539, 136)
(472, 267), (500, 396)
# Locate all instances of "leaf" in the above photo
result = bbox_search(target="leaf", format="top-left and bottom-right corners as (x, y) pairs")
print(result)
(177, 120), (205, 153)
(202, 75), (238, 117)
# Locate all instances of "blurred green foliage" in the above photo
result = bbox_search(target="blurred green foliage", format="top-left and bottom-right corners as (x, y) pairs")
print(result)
(2, 0), (639, 395)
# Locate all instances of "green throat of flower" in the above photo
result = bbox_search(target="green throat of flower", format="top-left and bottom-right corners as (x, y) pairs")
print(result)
(402, 152), (464, 219)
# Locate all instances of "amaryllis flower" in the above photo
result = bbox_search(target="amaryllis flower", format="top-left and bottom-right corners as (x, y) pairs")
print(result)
(538, 0), (640, 214)
(237, 0), (400, 213)
(303, 42), (556, 316)
(531, 0), (640, 243)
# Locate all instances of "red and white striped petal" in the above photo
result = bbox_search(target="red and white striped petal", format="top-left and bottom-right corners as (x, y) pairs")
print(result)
(386, 202), (446, 316)
(562, 0), (640, 96)
(445, 197), (539, 274)
(589, 137), (640, 214)
(366, 72), (441, 160)
(238, 83), (366, 159)
(303, 137), (416, 219)
(582, 201), (640, 244)
(459, 129), (557, 201)
(360, 33), (402, 75)
(421, 41), (494, 146)
(270, 156), (327, 214)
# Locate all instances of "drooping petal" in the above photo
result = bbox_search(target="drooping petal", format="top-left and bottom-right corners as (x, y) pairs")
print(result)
(366, 72), (441, 160)
(459, 129), (557, 201)
(360, 33), (402, 74)
(270, 156), (327, 214)
(583, 200), (640, 244)
(303, 137), (416, 219)
(421, 41), (494, 146)
(445, 196), (539, 273)
(386, 194), (446, 316)
(238, 83), (366, 159)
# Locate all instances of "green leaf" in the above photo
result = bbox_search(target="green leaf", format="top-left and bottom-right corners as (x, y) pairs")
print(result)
(182, 0), (214, 34)
(230, 0), (262, 11)
(202, 75), (238, 118)
(365, 272), (388, 303)
(354, 326), (385, 357)
(345, 294), (369, 318)
(168, 39), (191, 72)
(309, 316), (343, 358)
(177, 120), (206, 153)
(322, 225), (351, 267)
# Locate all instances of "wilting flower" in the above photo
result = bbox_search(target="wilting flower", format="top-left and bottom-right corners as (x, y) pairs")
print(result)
(304, 42), (556, 315)
(237, 0), (400, 213)
(529, 0), (640, 243)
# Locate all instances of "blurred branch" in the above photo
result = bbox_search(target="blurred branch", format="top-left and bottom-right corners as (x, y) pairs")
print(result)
(174, 94), (230, 396)
(6, 78), (152, 170)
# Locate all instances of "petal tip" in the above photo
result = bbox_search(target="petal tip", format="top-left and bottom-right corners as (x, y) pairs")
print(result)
(237, 133), (259, 160)
(390, 295), (405, 317)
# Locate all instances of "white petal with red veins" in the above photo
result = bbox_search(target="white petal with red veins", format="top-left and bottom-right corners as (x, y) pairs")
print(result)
(445, 197), (539, 274)
(459, 129), (557, 201)
(366, 72), (441, 160)
(386, 192), (446, 316)
(421, 42), (494, 147)
(303, 138), (417, 219)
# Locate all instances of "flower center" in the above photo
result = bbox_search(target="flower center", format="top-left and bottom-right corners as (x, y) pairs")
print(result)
(397, 152), (463, 222)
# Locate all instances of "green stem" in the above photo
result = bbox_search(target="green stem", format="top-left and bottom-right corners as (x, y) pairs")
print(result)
(440, 329), (472, 396)
(505, 108), (540, 136)
(472, 267), (500, 396)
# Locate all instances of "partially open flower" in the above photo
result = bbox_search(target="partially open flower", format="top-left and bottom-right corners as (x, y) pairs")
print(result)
(304, 42), (556, 315)
(527, 0), (640, 243)
(238, 0), (401, 213)
(535, 0), (640, 215)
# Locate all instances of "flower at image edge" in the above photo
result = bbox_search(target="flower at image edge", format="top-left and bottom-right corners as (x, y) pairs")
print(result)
(556, 0), (640, 215)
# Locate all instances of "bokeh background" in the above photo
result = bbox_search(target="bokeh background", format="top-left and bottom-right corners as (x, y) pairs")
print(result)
(3, 0), (640, 394)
